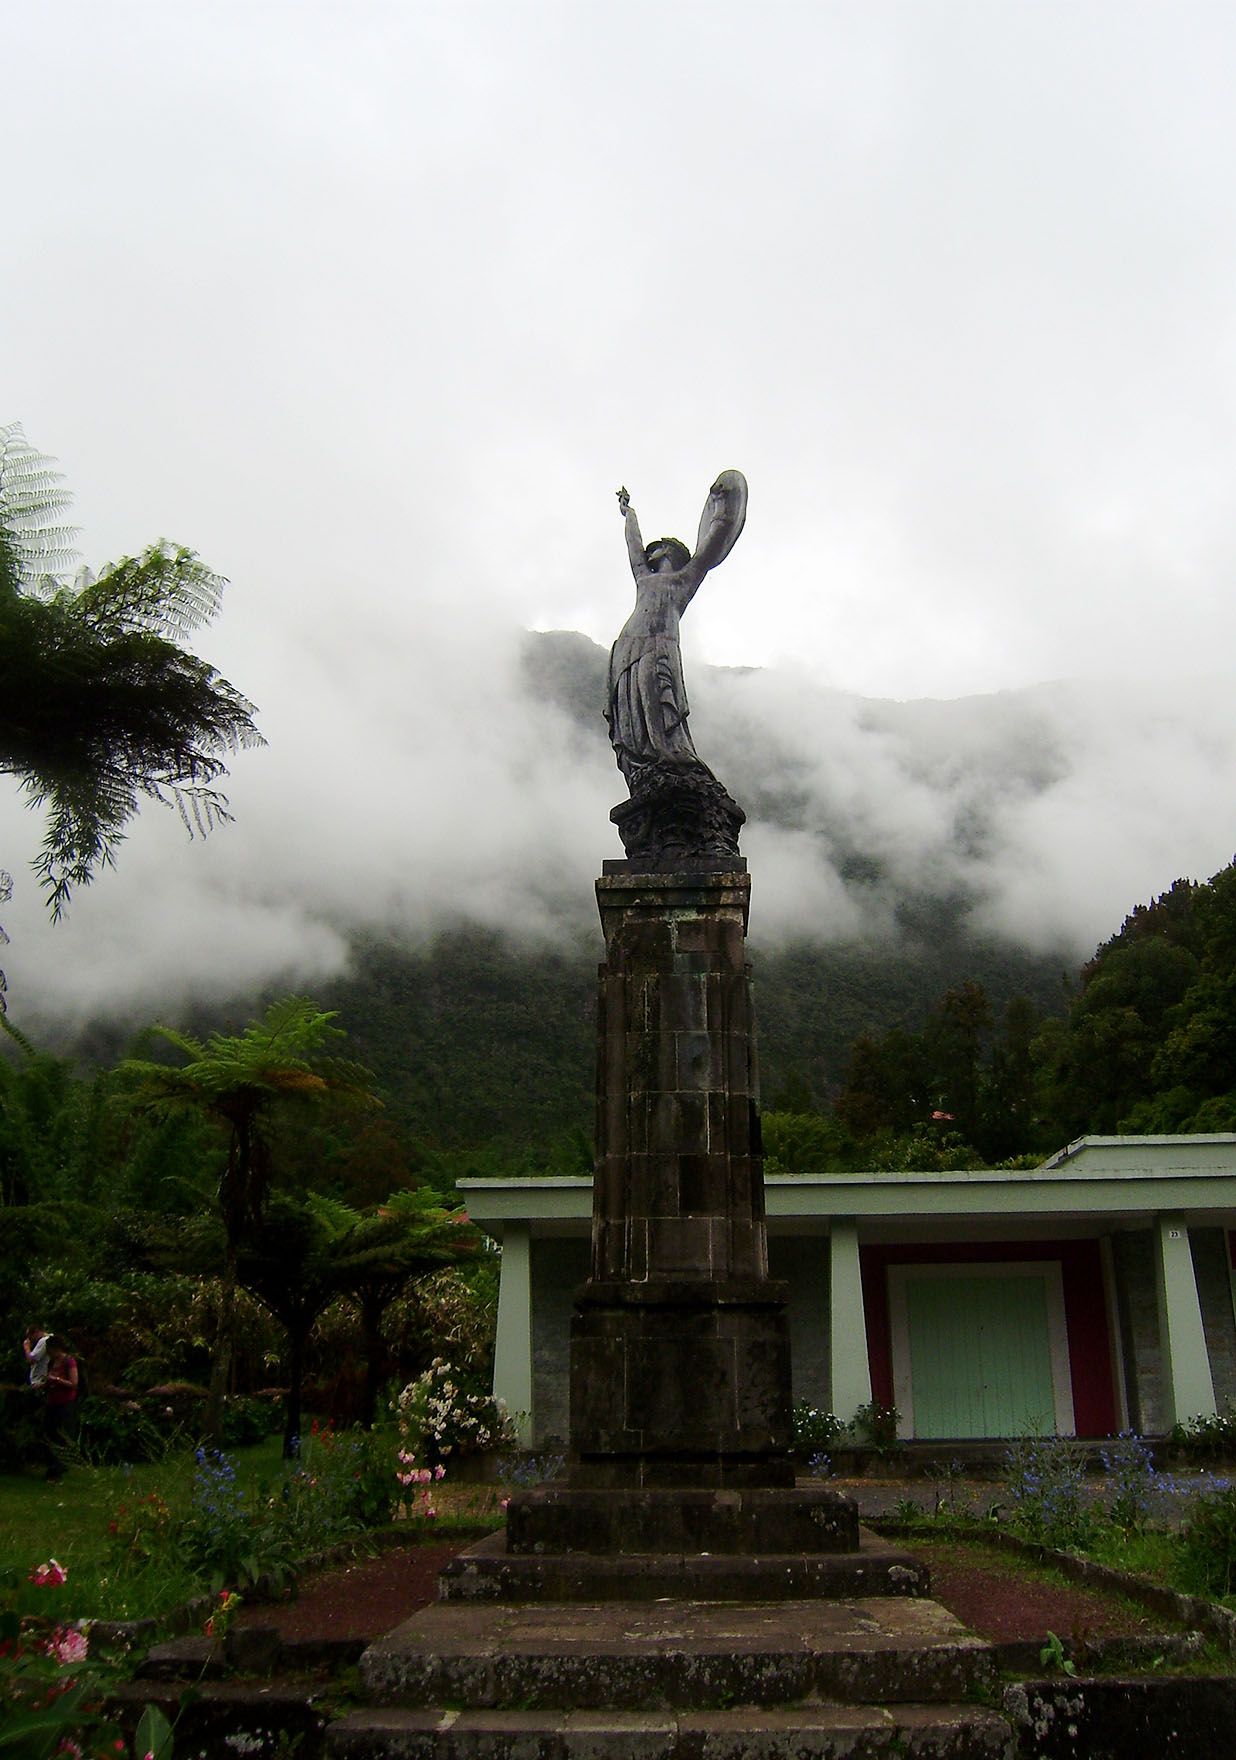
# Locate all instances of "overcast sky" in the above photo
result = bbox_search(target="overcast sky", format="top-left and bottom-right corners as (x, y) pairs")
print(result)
(5, 2), (1236, 1030)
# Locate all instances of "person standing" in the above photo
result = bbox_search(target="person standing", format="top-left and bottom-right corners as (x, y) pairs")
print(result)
(22, 1326), (49, 1391)
(42, 1336), (79, 1482)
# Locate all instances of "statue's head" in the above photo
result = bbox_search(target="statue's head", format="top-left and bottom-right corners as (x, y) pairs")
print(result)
(645, 537), (691, 573)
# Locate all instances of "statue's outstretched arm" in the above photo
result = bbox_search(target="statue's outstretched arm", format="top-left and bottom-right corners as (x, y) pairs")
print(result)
(617, 486), (647, 580)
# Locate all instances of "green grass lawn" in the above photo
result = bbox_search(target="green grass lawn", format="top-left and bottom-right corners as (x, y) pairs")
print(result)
(0, 1437), (289, 1621)
(1, 1435), (504, 1625)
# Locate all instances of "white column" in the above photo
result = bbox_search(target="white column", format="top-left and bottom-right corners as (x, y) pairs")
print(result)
(492, 1222), (534, 1445)
(1154, 1213), (1217, 1428)
(828, 1217), (872, 1421)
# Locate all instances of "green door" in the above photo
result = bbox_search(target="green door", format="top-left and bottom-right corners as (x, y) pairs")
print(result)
(905, 1273), (1059, 1438)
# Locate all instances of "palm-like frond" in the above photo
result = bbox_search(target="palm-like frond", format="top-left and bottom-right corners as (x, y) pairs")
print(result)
(0, 423), (79, 593)
(0, 423), (264, 919)
(69, 542), (226, 640)
(119, 999), (378, 1116)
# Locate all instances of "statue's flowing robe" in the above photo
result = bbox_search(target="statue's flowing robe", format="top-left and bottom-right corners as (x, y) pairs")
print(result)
(605, 571), (706, 786)
(605, 470), (747, 790)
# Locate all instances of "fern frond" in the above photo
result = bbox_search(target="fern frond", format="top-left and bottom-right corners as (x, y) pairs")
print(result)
(73, 542), (226, 639)
(0, 423), (80, 586)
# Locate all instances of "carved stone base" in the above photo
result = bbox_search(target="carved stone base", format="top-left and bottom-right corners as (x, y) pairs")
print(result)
(505, 1483), (859, 1556)
(568, 1277), (794, 1489)
(611, 765), (745, 868)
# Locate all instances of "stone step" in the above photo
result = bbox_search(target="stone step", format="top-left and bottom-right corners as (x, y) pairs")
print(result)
(505, 1484), (859, 1556)
(439, 1529), (929, 1604)
(328, 1702), (1014, 1759)
(360, 1598), (996, 1711)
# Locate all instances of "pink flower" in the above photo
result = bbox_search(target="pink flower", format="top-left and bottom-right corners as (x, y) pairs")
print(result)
(434, 1465), (446, 1481)
(29, 1559), (68, 1587)
(47, 1627), (89, 1666)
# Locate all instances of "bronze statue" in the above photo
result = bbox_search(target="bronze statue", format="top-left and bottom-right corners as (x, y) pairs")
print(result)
(606, 472), (748, 867)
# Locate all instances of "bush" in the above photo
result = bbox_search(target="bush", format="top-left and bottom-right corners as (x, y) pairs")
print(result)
(219, 1392), (284, 1448)
(1003, 1432), (1093, 1551)
(1178, 1481), (1236, 1601)
(76, 1396), (185, 1465)
(0, 1390), (43, 1471)
(1171, 1407), (1236, 1462)
(791, 1402), (844, 1454)
(396, 1359), (516, 1469)
(849, 1400), (900, 1453)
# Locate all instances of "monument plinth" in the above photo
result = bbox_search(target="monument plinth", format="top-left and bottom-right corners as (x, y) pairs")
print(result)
(570, 862), (793, 1490)
(505, 858), (861, 1556)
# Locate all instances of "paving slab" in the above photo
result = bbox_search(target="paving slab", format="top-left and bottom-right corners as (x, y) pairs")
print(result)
(360, 1596), (995, 1709)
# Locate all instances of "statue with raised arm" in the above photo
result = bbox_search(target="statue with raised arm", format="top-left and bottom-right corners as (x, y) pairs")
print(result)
(605, 471), (748, 867)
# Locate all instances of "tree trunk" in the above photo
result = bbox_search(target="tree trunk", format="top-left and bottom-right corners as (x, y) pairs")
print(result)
(205, 1250), (238, 1444)
(283, 1320), (306, 1459)
(360, 1289), (386, 1430)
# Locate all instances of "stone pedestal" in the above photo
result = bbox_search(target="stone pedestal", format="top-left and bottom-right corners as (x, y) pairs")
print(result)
(505, 862), (820, 1555)
(336, 859), (1007, 1760)
(572, 864), (794, 1493)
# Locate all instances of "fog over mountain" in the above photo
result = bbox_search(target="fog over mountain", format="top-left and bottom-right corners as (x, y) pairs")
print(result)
(9, 6), (1236, 1049)
(3, 614), (1234, 1042)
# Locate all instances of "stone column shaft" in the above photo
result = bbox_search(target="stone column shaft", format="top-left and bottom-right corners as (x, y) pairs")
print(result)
(493, 1221), (534, 1445)
(569, 865), (793, 1489)
(1154, 1213), (1217, 1427)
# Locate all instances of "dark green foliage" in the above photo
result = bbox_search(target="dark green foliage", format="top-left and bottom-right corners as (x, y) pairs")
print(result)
(1178, 1482), (1236, 1600)
(762, 1110), (855, 1174)
(0, 422), (262, 926)
(1038, 859), (1236, 1142)
(324, 928), (598, 1157)
(75, 1396), (185, 1466)
(314, 908), (1068, 1172)
(219, 1393), (285, 1447)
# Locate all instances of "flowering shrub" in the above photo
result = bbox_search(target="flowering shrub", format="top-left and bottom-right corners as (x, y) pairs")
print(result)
(1003, 1432), (1094, 1550)
(791, 1403), (844, 1454)
(396, 1360), (516, 1470)
(203, 1587), (243, 1641)
(0, 1559), (135, 1758)
(396, 1453), (446, 1522)
(177, 1446), (283, 1592)
(1098, 1431), (1163, 1532)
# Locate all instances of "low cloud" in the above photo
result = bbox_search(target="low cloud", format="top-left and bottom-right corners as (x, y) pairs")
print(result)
(4, 607), (1235, 1040)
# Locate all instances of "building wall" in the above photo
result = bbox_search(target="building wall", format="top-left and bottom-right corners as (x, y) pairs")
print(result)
(1111, 1228), (1164, 1433)
(520, 1219), (1231, 1445)
(530, 1236), (588, 1447)
(769, 1235), (829, 1412)
(1192, 1226), (1236, 1412)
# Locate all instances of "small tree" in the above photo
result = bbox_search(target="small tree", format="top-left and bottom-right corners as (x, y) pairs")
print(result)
(0, 423), (262, 970)
(339, 1188), (481, 1428)
(117, 998), (378, 1438)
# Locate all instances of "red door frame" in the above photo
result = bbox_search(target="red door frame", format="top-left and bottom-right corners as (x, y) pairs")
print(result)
(859, 1237), (1118, 1437)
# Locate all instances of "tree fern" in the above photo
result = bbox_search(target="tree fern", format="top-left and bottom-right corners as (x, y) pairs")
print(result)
(0, 421), (264, 941)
